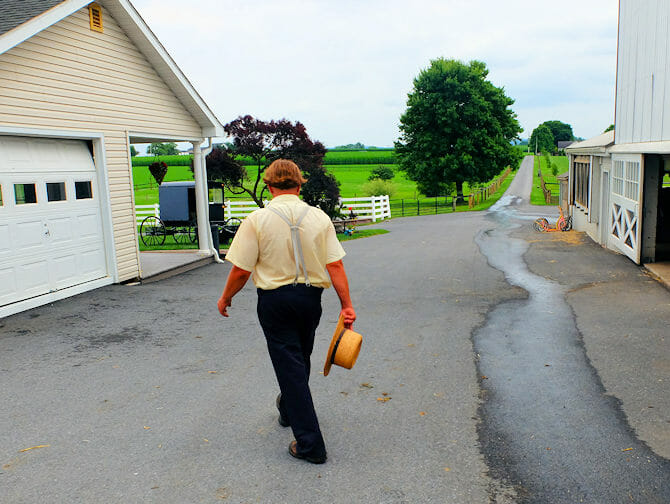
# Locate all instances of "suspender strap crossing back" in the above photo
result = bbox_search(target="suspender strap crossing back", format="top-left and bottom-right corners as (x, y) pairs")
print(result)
(267, 205), (312, 287)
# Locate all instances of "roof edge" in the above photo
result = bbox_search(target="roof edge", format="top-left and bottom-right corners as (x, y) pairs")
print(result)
(0, 0), (90, 54)
(566, 130), (615, 152)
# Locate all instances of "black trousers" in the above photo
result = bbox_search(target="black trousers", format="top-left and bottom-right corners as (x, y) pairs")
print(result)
(257, 284), (326, 458)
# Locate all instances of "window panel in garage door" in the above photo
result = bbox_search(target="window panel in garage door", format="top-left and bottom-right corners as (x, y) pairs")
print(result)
(0, 136), (109, 308)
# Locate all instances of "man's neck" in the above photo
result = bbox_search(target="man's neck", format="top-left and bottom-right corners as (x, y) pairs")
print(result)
(269, 186), (300, 198)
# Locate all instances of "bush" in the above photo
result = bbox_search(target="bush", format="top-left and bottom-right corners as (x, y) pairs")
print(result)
(148, 161), (168, 186)
(368, 165), (395, 181)
(362, 178), (396, 198)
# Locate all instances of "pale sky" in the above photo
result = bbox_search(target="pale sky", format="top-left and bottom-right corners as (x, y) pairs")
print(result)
(131, 0), (619, 148)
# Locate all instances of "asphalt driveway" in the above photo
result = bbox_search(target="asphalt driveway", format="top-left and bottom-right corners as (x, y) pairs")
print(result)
(2, 159), (669, 503)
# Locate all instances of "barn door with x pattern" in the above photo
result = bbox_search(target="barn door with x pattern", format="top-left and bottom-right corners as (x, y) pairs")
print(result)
(609, 154), (642, 263)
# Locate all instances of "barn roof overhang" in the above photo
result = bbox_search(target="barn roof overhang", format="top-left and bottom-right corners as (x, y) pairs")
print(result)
(565, 130), (614, 156)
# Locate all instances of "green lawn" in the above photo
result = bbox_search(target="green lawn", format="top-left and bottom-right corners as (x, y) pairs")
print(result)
(133, 165), (194, 206)
(137, 226), (388, 250)
(133, 161), (509, 204)
(337, 228), (389, 241)
(134, 159), (518, 250)
(530, 155), (567, 205)
(388, 169), (517, 217)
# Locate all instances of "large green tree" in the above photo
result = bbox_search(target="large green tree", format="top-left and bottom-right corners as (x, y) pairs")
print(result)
(395, 58), (522, 199)
(529, 124), (555, 154)
(541, 120), (574, 142)
(148, 142), (179, 156)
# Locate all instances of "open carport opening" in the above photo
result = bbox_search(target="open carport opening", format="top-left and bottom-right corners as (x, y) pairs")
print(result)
(655, 157), (670, 260)
(640, 154), (670, 263)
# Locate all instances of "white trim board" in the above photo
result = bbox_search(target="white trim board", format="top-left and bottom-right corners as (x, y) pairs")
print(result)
(0, 277), (114, 319)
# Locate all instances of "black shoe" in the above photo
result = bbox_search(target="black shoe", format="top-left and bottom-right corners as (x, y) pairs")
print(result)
(288, 440), (327, 464)
(276, 393), (289, 427)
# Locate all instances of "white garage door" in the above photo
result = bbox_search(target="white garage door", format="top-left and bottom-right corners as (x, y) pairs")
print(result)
(0, 136), (110, 311)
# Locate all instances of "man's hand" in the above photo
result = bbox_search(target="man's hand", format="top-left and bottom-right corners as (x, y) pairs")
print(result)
(340, 307), (356, 329)
(217, 296), (232, 317)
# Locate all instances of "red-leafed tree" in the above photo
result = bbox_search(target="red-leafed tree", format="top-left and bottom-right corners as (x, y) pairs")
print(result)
(207, 115), (340, 215)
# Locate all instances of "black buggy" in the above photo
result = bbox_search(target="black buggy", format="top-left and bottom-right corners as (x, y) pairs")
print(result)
(139, 181), (241, 247)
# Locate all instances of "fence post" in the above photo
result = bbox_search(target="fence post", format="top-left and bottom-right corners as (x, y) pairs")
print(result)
(154, 203), (160, 218)
(401, 199), (404, 216)
(417, 199), (420, 215)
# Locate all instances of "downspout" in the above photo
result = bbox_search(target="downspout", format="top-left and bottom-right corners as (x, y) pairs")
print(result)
(198, 138), (224, 263)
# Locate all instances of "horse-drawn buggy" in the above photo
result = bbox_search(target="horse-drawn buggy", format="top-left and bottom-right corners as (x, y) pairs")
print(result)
(139, 181), (241, 247)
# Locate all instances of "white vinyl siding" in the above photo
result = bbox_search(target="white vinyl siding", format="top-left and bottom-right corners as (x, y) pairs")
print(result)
(0, 6), (204, 281)
(616, 1), (670, 144)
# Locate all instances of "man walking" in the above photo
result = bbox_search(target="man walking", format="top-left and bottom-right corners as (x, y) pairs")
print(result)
(217, 159), (356, 464)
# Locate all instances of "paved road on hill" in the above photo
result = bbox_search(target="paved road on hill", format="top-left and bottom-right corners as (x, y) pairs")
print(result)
(1, 156), (669, 503)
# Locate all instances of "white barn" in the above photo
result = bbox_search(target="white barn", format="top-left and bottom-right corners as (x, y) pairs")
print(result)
(567, 0), (670, 265)
(0, 0), (224, 317)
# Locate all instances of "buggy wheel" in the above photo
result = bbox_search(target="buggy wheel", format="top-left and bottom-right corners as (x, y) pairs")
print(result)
(140, 216), (166, 246)
(533, 218), (548, 232)
(173, 226), (194, 244)
(223, 217), (242, 235)
(188, 225), (197, 244)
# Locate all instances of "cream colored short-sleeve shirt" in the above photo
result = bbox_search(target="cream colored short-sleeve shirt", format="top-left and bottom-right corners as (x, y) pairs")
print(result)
(224, 194), (345, 290)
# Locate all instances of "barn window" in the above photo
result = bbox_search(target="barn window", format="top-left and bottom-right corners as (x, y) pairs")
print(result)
(612, 159), (640, 200)
(89, 3), (104, 33)
(624, 160), (640, 200)
(573, 156), (590, 209)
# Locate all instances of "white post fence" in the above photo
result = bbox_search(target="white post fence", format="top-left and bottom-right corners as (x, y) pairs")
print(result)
(223, 195), (391, 221)
(339, 195), (391, 222)
(224, 200), (270, 220)
(135, 203), (160, 225)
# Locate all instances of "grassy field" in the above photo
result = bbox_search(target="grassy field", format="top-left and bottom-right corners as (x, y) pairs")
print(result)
(133, 149), (524, 207)
(134, 154), (520, 249)
(133, 165), (194, 205)
(530, 155), (568, 205)
(389, 168), (517, 217)
(133, 162), (506, 205)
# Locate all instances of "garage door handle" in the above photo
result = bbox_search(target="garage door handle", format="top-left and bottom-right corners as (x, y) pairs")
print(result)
(44, 225), (50, 237)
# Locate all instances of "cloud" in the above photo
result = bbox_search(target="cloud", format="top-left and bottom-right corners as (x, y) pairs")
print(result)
(131, 0), (619, 145)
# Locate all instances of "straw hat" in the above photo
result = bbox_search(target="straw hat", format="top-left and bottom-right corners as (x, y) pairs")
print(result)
(324, 315), (362, 377)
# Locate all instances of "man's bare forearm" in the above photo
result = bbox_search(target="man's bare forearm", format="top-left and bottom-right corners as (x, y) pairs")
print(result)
(326, 260), (356, 327)
(218, 265), (252, 317)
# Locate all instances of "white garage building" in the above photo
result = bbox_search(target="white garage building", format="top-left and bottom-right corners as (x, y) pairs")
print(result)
(0, 0), (224, 317)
